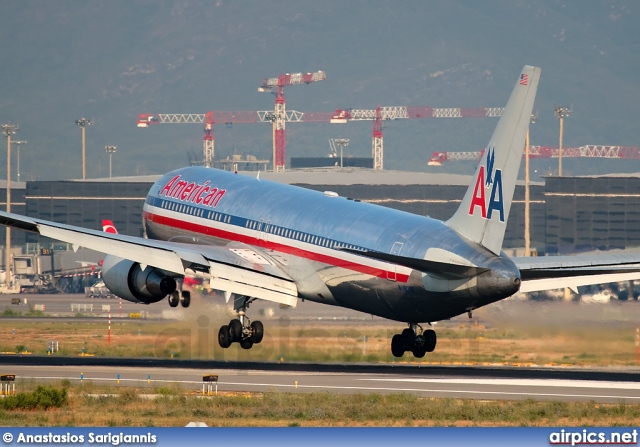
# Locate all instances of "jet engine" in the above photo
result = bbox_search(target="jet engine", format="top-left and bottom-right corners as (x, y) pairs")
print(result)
(101, 255), (177, 304)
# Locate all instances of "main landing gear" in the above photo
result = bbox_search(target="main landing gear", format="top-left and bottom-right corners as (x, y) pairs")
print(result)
(391, 324), (436, 358)
(168, 290), (191, 308)
(218, 296), (264, 350)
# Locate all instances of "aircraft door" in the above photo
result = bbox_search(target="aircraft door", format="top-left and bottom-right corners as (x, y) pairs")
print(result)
(387, 242), (404, 281)
(258, 219), (271, 243)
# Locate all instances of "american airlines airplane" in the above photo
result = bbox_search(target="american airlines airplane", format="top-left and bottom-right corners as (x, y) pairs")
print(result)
(3, 65), (640, 358)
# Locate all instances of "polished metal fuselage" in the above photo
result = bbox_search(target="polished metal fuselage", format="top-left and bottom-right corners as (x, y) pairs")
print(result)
(143, 167), (520, 323)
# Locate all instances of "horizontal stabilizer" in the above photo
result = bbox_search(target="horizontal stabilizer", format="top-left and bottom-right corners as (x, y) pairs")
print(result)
(521, 266), (640, 281)
(514, 253), (640, 293)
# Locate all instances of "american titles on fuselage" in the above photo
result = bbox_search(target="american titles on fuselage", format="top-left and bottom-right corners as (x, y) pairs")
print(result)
(159, 174), (226, 208)
(468, 147), (505, 222)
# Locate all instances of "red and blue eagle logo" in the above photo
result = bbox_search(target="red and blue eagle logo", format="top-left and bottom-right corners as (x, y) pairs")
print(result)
(468, 147), (505, 222)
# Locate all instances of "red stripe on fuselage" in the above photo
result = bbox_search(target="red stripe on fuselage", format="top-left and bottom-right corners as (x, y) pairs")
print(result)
(143, 210), (410, 283)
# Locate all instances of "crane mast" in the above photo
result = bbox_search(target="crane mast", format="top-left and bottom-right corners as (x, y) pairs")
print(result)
(259, 71), (326, 172)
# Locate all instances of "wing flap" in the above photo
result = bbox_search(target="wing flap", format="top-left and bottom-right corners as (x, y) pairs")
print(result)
(209, 262), (298, 307)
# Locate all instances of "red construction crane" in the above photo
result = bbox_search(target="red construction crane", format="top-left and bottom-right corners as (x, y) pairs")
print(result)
(258, 71), (326, 172)
(137, 102), (503, 171)
(327, 106), (504, 170)
(428, 145), (640, 166)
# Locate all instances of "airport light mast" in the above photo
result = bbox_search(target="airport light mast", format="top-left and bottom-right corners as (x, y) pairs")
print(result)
(75, 118), (92, 180)
(524, 113), (537, 257)
(2, 123), (18, 288)
(332, 138), (350, 168)
(105, 145), (117, 178)
(554, 106), (571, 177)
(12, 140), (26, 182)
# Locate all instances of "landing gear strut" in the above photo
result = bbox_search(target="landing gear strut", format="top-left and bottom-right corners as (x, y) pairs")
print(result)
(391, 324), (436, 358)
(218, 296), (264, 350)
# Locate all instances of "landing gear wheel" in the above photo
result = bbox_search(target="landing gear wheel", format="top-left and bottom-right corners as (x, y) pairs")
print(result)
(412, 337), (427, 358)
(401, 328), (414, 339)
(168, 292), (180, 308)
(180, 291), (191, 308)
(218, 325), (231, 348)
(250, 320), (264, 344)
(391, 334), (406, 358)
(229, 319), (243, 342)
(240, 338), (253, 350)
(412, 347), (426, 358)
(425, 329), (437, 352)
(401, 328), (415, 352)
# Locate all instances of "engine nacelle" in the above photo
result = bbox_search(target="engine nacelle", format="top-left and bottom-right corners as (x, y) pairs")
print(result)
(101, 255), (177, 304)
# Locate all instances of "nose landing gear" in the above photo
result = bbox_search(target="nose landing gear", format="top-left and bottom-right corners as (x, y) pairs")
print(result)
(391, 324), (436, 358)
(218, 296), (264, 350)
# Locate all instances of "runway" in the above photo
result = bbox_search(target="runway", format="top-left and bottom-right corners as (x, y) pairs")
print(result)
(2, 294), (640, 404)
(2, 356), (640, 404)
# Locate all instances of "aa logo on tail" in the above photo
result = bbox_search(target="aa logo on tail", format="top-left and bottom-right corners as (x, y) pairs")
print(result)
(468, 147), (504, 222)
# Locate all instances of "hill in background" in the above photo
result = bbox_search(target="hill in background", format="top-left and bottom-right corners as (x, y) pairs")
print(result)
(0, 0), (638, 180)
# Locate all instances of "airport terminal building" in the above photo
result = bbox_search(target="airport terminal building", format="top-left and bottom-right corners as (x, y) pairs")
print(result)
(3, 168), (640, 257)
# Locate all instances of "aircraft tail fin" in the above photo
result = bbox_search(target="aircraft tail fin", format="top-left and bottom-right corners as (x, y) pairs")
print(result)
(445, 65), (541, 255)
(102, 220), (118, 234)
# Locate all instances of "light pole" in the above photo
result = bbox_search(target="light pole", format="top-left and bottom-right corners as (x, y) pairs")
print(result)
(334, 139), (349, 168)
(105, 145), (117, 178)
(12, 140), (26, 182)
(75, 118), (92, 179)
(524, 114), (537, 257)
(554, 106), (571, 177)
(2, 124), (18, 288)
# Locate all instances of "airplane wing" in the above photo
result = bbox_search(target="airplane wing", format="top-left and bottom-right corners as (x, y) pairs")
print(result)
(0, 211), (297, 307)
(512, 254), (640, 293)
